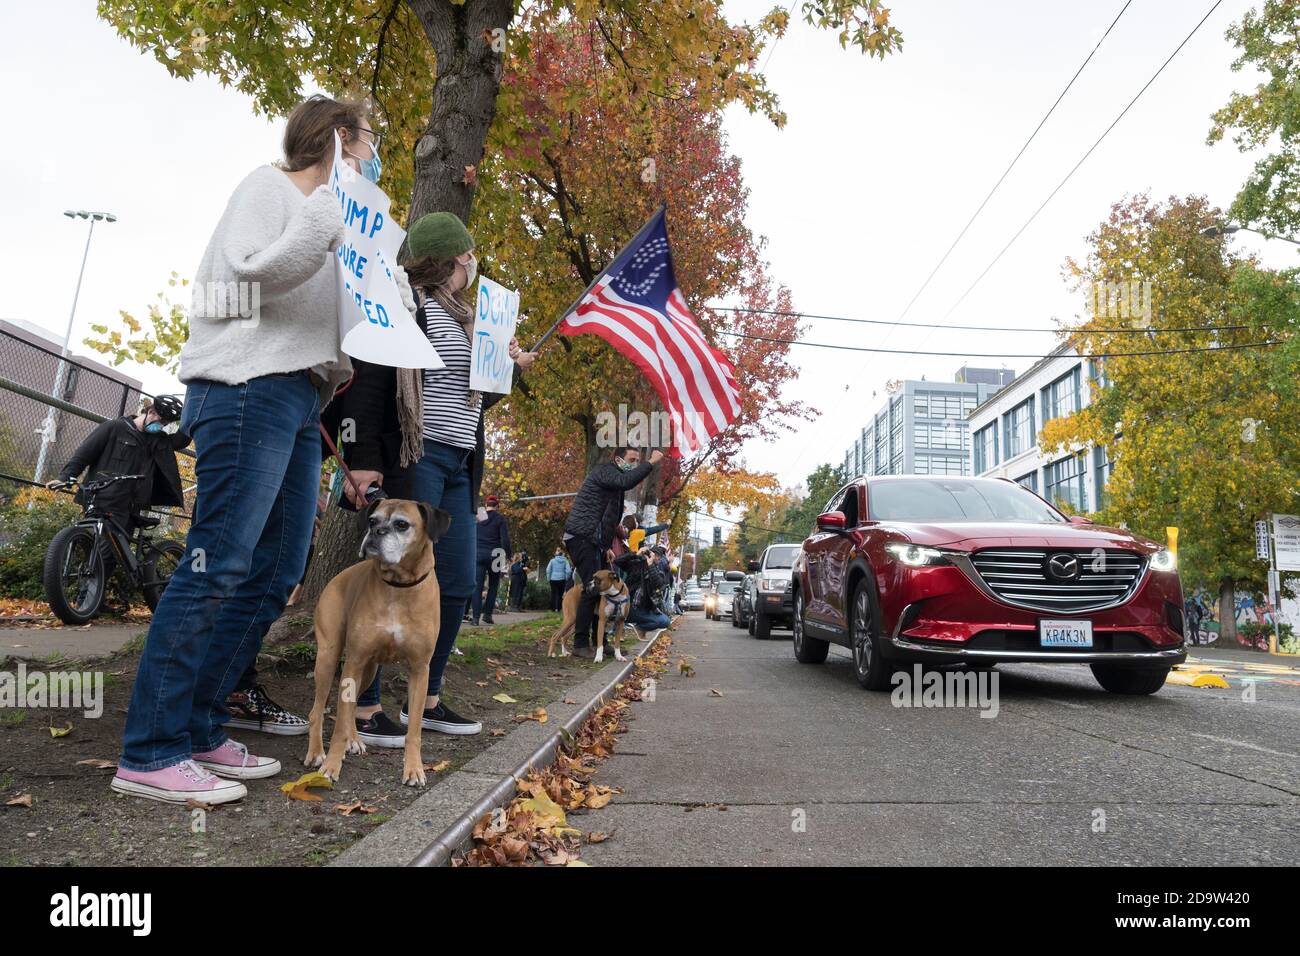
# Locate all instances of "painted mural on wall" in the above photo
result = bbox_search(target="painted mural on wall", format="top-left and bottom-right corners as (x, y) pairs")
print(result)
(1184, 588), (1299, 654)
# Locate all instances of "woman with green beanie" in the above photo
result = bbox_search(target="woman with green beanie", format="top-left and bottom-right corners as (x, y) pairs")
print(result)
(329, 211), (536, 744)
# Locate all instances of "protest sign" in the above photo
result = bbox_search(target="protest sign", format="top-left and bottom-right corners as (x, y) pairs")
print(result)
(330, 133), (442, 369)
(470, 275), (520, 394)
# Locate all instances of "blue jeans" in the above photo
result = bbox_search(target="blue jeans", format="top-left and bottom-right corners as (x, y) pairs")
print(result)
(119, 373), (320, 770)
(358, 440), (475, 707)
(629, 605), (671, 631)
(470, 561), (501, 622)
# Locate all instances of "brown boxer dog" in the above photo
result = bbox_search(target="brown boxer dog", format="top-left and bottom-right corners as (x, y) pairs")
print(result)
(547, 569), (630, 663)
(304, 499), (451, 787)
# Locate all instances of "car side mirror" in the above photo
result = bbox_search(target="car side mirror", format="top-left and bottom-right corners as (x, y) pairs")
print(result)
(1068, 515), (1093, 525)
(817, 511), (847, 532)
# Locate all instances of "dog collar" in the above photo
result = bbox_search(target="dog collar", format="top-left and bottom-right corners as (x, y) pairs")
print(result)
(383, 571), (430, 589)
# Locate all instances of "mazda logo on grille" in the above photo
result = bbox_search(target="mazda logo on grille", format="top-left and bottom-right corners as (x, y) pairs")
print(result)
(1046, 553), (1081, 581)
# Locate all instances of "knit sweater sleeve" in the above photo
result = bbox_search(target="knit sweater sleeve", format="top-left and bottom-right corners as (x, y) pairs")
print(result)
(218, 173), (343, 299)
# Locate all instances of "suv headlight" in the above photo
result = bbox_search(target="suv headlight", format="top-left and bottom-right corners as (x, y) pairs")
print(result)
(1149, 548), (1177, 572)
(760, 577), (786, 591)
(885, 543), (949, 567)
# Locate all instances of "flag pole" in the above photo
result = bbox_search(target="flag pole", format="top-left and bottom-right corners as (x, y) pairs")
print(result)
(528, 204), (667, 353)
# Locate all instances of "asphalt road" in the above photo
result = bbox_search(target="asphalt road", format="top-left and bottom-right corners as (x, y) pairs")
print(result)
(581, 613), (1300, 866)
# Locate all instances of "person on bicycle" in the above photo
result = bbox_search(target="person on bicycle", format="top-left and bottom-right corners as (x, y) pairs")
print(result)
(48, 394), (189, 535)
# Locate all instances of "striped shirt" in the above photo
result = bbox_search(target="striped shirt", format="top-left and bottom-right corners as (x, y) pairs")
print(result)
(419, 296), (481, 450)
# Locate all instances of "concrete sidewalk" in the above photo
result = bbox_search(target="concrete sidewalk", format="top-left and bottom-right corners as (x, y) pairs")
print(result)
(0, 621), (145, 660)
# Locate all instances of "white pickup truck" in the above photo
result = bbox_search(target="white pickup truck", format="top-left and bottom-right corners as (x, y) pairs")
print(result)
(748, 543), (801, 639)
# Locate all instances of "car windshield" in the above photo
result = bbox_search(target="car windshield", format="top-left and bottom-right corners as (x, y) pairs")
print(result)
(716, 582), (737, 594)
(764, 546), (799, 569)
(869, 479), (1065, 523)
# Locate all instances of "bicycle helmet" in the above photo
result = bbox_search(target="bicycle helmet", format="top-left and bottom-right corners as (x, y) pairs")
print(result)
(151, 394), (183, 423)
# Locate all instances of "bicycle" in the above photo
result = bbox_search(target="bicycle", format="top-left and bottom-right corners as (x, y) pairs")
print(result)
(41, 474), (187, 625)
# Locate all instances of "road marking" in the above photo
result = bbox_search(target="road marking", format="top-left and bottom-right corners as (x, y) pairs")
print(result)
(1192, 734), (1299, 760)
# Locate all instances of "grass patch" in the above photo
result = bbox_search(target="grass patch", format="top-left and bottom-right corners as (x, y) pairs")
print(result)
(112, 632), (148, 659)
(280, 641), (317, 667)
(1, 709), (27, 729)
(454, 614), (560, 666)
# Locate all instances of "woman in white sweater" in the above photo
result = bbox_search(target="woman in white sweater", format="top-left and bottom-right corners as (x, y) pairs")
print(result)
(112, 95), (383, 805)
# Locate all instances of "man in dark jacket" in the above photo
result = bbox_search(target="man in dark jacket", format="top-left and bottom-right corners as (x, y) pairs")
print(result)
(471, 494), (511, 625)
(52, 396), (188, 521)
(50, 396), (189, 582)
(563, 446), (662, 655)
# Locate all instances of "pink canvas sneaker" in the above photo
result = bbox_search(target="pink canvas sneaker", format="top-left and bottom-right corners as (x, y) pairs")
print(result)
(111, 760), (248, 805)
(193, 739), (282, 780)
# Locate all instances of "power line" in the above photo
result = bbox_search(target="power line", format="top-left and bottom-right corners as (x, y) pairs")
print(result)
(782, 2), (1135, 480)
(759, 1), (800, 74)
(691, 509), (806, 540)
(718, 328), (1283, 359)
(887, 0), (1135, 331)
(937, 0), (1227, 324)
(708, 304), (1254, 335)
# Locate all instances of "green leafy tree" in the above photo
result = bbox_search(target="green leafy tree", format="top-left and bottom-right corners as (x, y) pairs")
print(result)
(782, 461), (846, 539)
(1209, 0), (1300, 239)
(1042, 193), (1300, 642)
(97, 1), (903, 224)
(83, 273), (190, 374)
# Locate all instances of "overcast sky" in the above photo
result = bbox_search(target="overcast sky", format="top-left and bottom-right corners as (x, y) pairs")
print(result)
(1, 1), (1293, 540)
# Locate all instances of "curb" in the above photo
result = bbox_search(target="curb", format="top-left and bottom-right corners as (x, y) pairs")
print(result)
(329, 627), (667, 868)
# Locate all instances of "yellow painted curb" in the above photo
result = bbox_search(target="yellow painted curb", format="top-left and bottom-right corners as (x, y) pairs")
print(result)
(1167, 669), (1230, 688)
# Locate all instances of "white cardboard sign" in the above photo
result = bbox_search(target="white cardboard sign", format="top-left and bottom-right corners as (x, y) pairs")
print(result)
(469, 275), (520, 394)
(329, 133), (443, 369)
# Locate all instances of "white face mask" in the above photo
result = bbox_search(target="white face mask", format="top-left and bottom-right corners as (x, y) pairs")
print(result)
(463, 252), (478, 287)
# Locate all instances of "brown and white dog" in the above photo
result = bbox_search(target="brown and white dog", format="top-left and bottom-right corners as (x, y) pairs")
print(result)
(304, 499), (451, 787)
(547, 569), (630, 663)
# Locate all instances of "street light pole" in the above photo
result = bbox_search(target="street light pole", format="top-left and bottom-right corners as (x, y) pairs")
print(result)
(1201, 222), (1300, 247)
(33, 209), (117, 483)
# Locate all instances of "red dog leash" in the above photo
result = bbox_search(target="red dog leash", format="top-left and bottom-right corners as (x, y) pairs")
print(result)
(318, 372), (368, 507)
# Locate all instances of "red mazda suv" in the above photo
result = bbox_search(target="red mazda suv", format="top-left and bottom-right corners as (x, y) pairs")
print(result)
(791, 476), (1187, 694)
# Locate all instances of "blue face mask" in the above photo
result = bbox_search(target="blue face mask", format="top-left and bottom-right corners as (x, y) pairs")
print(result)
(348, 138), (382, 184)
(145, 422), (164, 434)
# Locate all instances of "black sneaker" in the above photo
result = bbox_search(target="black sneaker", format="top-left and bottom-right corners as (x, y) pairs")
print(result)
(400, 701), (482, 735)
(225, 685), (309, 736)
(482, 616), (495, 625)
(355, 711), (405, 748)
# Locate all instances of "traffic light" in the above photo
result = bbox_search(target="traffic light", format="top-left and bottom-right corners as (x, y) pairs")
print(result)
(713, 525), (722, 547)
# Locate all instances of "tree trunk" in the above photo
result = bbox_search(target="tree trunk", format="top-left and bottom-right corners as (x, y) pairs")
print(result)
(301, 504), (369, 606)
(301, 1), (514, 606)
(1218, 577), (1237, 645)
(407, 0), (515, 223)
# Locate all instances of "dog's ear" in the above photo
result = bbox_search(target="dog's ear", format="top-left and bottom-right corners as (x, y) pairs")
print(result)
(364, 498), (383, 521)
(418, 503), (453, 543)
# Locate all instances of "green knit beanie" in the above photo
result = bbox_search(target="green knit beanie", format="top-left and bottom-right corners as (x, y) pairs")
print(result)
(407, 211), (474, 260)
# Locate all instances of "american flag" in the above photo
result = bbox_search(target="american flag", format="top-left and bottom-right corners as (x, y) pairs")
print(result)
(559, 208), (740, 456)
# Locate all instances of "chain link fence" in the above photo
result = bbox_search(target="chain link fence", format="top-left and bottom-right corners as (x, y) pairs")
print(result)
(0, 326), (192, 524)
